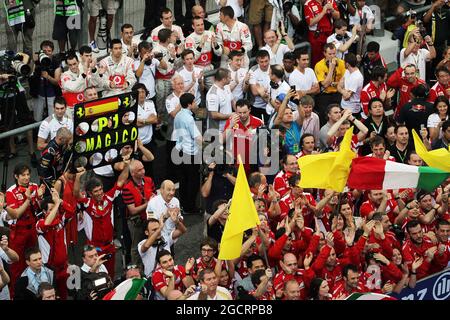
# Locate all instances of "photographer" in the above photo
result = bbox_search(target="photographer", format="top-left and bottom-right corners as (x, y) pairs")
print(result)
(134, 41), (168, 104)
(200, 160), (236, 217)
(400, 29), (436, 81)
(79, 245), (114, 300)
(422, 0), (450, 69)
(281, 1), (301, 41)
(0, 50), (36, 162)
(3, 0), (37, 57)
(30, 40), (62, 122)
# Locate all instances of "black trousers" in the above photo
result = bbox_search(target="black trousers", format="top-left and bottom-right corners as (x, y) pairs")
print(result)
(177, 154), (200, 214)
(173, 0), (196, 24)
(251, 107), (268, 125)
(143, 0), (167, 30)
(166, 140), (179, 183)
(314, 92), (342, 127)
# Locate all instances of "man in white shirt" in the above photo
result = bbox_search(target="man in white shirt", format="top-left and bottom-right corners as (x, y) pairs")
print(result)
(206, 68), (234, 133)
(133, 83), (158, 148)
(267, 64), (291, 116)
(149, 8), (185, 45)
(348, 0), (374, 31)
(177, 50), (204, 107)
(337, 53), (364, 116)
(400, 29), (436, 81)
(288, 47), (320, 98)
(81, 245), (109, 274)
(187, 268), (232, 300)
(99, 39), (137, 97)
(184, 16), (222, 91)
(215, 0), (244, 19)
(216, 6), (253, 67)
(326, 19), (358, 60)
(227, 50), (250, 101)
(146, 180), (183, 240)
(249, 50), (271, 122)
(260, 29), (294, 65)
(120, 23), (139, 58)
(165, 75), (184, 182)
(134, 41), (168, 102)
(138, 217), (186, 278)
(37, 97), (74, 151)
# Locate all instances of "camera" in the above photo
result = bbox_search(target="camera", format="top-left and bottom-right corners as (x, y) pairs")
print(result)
(283, 0), (293, 13)
(0, 51), (31, 78)
(415, 20), (428, 38)
(37, 51), (52, 68)
(176, 39), (182, 46)
(144, 58), (153, 66)
(103, 253), (113, 260)
(0, 226), (10, 239)
(153, 52), (163, 61)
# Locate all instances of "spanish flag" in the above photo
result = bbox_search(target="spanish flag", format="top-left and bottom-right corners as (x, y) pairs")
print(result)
(84, 97), (118, 118)
(298, 127), (356, 192)
(218, 161), (260, 260)
(412, 129), (450, 172)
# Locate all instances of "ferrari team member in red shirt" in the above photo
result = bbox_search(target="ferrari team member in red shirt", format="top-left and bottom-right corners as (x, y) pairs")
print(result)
(222, 99), (263, 173)
(360, 66), (395, 118)
(401, 220), (437, 280)
(5, 163), (45, 297)
(428, 67), (449, 103)
(73, 162), (130, 279)
(36, 189), (76, 300)
(304, 0), (340, 66)
(151, 250), (195, 300)
(387, 64), (425, 117)
(273, 154), (299, 198)
(331, 264), (368, 299)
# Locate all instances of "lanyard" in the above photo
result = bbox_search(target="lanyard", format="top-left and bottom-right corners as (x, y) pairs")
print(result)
(396, 148), (407, 163)
(370, 120), (383, 135)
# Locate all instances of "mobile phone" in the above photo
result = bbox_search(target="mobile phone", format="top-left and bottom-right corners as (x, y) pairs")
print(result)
(290, 85), (296, 91)
(0, 226), (10, 239)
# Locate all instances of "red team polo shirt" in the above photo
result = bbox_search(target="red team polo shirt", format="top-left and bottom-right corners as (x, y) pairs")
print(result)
(279, 192), (317, 228)
(78, 184), (122, 247)
(36, 201), (76, 268)
(360, 198), (399, 224)
(360, 81), (388, 116)
(428, 82), (449, 103)
(304, 0), (338, 33)
(223, 115), (263, 167)
(6, 183), (41, 228)
(152, 265), (187, 299)
(273, 170), (294, 198)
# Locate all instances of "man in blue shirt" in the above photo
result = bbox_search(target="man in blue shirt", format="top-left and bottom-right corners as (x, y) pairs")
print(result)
(173, 93), (202, 214)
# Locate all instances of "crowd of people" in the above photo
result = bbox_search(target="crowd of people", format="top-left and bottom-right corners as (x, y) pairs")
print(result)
(0, 0), (449, 301)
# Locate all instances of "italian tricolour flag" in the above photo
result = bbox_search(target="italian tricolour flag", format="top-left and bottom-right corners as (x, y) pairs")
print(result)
(346, 292), (396, 300)
(348, 157), (450, 191)
(102, 278), (146, 300)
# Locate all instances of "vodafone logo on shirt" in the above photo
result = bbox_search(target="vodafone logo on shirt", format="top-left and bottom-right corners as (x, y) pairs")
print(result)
(110, 75), (125, 87)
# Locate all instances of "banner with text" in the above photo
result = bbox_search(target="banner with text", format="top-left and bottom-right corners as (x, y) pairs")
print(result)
(390, 268), (450, 300)
(72, 92), (138, 170)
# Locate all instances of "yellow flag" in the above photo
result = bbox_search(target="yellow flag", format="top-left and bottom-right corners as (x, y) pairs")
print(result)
(298, 127), (356, 192)
(412, 130), (450, 172)
(218, 162), (260, 260)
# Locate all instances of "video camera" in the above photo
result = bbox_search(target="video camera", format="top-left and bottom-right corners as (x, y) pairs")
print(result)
(0, 51), (31, 85)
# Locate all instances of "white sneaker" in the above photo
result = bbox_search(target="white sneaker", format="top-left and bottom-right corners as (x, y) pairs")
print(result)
(90, 40), (99, 53)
